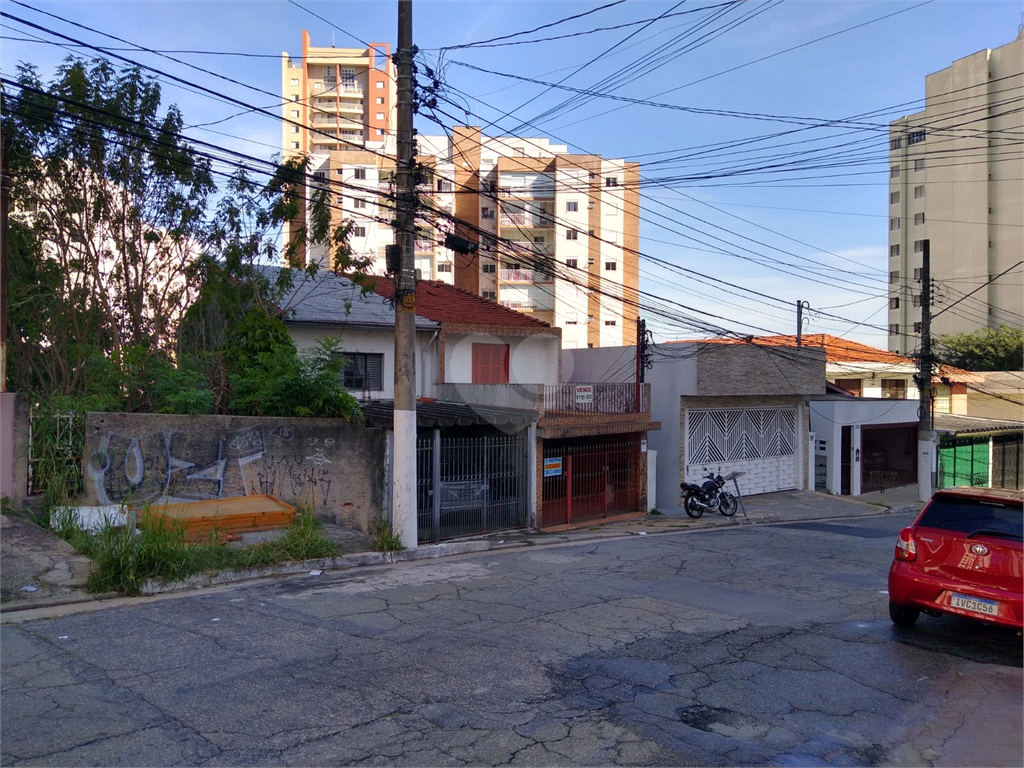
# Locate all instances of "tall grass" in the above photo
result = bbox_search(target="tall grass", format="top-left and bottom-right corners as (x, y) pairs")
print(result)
(51, 506), (340, 595)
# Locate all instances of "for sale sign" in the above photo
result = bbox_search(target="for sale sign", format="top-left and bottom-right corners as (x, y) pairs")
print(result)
(574, 385), (594, 405)
(543, 457), (563, 477)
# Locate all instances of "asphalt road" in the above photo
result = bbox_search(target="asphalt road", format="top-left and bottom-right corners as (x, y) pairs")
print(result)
(2, 512), (1021, 767)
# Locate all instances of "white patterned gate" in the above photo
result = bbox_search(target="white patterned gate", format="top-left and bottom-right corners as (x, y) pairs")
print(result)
(685, 408), (797, 495)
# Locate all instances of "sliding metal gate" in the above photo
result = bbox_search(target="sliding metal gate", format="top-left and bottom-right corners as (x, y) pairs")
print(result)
(541, 436), (642, 528)
(416, 431), (529, 543)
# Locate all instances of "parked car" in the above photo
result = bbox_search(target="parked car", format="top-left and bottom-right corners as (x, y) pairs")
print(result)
(888, 486), (1023, 630)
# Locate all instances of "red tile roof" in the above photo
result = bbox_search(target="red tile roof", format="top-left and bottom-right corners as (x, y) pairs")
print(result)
(671, 334), (978, 381)
(368, 278), (553, 330)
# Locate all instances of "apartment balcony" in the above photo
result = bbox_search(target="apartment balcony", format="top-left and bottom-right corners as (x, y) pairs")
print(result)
(499, 213), (555, 228)
(503, 241), (555, 258)
(310, 82), (363, 97)
(498, 268), (553, 283)
(498, 186), (554, 200)
(415, 239), (436, 253)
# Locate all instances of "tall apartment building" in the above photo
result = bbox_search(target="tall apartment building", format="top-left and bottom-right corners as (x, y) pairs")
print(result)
(282, 35), (639, 347)
(887, 29), (1023, 354)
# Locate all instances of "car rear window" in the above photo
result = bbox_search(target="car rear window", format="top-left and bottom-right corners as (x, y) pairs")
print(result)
(919, 497), (1023, 538)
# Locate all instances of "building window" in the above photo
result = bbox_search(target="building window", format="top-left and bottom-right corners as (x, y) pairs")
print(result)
(376, 80), (385, 89)
(354, 168), (367, 180)
(376, 112), (385, 120)
(914, 212), (925, 225)
(565, 229), (578, 241)
(341, 68), (355, 88)
(481, 180), (495, 193)
(291, 125), (300, 133)
(472, 343), (509, 384)
(376, 97), (385, 104)
(313, 171), (326, 181)
(889, 323), (900, 336)
(913, 240), (925, 253)
(291, 95), (299, 101)
(353, 198), (367, 209)
(881, 379), (907, 399)
(436, 179), (453, 192)
(512, 147), (525, 157)
(290, 142), (300, 149)
(890, 297), (900, 309)
(914, 185), (925, 199)
(913, 322), (922, 333)
(482, 263), (496, 274)
(337, 352), (384, 391)
(482, 291), (496, 300)
(605, 177), (618, 187)
(481, 207), (494, 219)
(914, 158), (925, 171)
(889, 270), (900, 284)
(437, 262), (452, 273)
(290, 78), (299, 87)
(889, 244), (900, 258)
(352, 226), (367, 237)
(834, 379), (863, 396)
(908, 130), (926, 145)
(890, 191), (900, 204)
(890, 217), (900, 231)
(889, 137), (903, 150)
(565, 258), (578, 269)
(913, 267), (923, 280)
(290, 110), (300, 118)
(376, 128), (384, 136)
(912, 294), (922, 307)
(604, 261), (618, 271)
(566, 200), (578, 212)
(890, 165), (900, 178)
(604, 320), (617, 326)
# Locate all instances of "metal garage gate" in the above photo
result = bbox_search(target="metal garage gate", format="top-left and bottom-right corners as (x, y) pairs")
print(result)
(416, 431), (528, 543)
(541, 436), (642, 528)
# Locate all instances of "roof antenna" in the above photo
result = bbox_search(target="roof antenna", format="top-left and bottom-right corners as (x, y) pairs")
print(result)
(332, 31), (336, 47)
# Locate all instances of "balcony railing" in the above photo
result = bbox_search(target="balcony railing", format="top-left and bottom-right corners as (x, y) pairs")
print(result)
(499, 213), (555, 228)
(543, 383), (649, 415)
(499, 268), (553, 283)
(504, 241), (555, 258)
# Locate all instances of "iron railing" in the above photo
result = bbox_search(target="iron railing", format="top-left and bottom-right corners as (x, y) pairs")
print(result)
(542, 383), (649, 415)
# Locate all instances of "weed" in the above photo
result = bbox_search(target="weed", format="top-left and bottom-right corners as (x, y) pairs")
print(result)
(650, 508), (663, 515)
(370, 518), (405, 553)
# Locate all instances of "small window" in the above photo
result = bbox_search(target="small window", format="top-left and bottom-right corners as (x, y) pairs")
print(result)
(481, 206), (494, 219)
(290, 110), (300, 118)
(890, 191), (900, 204)
(482, 291), (496, 300)
(889, 137), (903, 150)
(437, 262), (452, 273)
(913, 267), (923, 280)
(605, 177), (618, 187)
(888, 323), (900, 336)
(290, 142), (300, 149)
(376, 97), (385, 105)
(291, 125), (300, 133)
(291, 95), (299, 102)
(890, 297), (900, 309)
(890, 244), (900, 258)
(912, 294), (922, 307)
(890, 217), (900, 231)
(566, 200), (578, 212)
(565, 229), (578, 241)
(354, 168), (367, 180)
(889, 270), (900, 284)
(913, 321), (922, 334)
(565, 258), (578, 269)
(337, 352), (384, 391)
(881, 379), (907, 399)
(908, 130), (926, 145)
(376, 128), (384, 136)
(513, 147), (525, 157)
(290, 78), (300, 87)
(890, 165), (900, 178)
(313, 171), (326, 181)
(605, 261), (617, 271)
(914, 185), (925, 199)
(913, 240), (925, 253)
(437, 180), (453, 192)
(376, 81), (385, 89)
(914, 158), (925, 171)
(376, 112), (385, 120)
(914, 212), (925, 225)
(353, 198), (367, 209)
(336, 169), (344, 176)
(604, 320), (617, 326)
(482, 263), (496, 274)
(352, 226), (367, 237)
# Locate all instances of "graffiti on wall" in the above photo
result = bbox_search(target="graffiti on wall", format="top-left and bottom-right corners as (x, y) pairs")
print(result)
(87, 423), (339, 507)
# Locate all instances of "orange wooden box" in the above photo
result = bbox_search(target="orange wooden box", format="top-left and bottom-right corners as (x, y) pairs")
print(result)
(140, 495), (296, 543)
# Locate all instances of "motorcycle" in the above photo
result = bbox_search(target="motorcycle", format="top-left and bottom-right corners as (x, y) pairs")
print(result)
(680, 472), (738, 518)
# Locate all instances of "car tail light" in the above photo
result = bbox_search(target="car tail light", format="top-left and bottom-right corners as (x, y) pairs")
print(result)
(895, 527), (917, 561)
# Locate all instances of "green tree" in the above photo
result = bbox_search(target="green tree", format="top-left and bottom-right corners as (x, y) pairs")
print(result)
(2, 58), (214, 409)
(935, 325), (1024, 372)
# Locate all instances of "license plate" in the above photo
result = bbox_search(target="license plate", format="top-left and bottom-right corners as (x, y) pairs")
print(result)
(950, 592), (999, 617)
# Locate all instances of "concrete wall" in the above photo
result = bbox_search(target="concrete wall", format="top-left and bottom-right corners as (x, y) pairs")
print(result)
(82, 413), (387, 531)
(1, 393), (31, 501)
(695, 343), (825, 396)
(444, 332), (560, 386)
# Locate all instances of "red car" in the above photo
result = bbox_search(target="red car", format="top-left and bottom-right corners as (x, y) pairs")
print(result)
(888, 486), (1023, 630)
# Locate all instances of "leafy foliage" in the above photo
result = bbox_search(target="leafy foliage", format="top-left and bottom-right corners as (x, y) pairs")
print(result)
(935, 325), (1024, 372)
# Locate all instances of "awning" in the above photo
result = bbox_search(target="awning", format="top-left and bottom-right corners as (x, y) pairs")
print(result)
(361, 399), (537, 430)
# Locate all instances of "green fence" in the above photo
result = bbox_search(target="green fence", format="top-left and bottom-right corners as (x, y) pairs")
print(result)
(938, 438), (989, 489)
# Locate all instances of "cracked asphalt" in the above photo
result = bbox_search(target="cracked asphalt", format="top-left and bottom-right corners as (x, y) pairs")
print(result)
(2, 512), (1021, 767)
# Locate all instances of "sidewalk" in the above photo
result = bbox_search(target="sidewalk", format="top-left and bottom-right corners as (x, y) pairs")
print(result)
(0, 489), (922, 616)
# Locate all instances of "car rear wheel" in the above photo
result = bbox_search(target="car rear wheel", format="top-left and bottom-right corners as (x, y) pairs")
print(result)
(889, 600), (920, 628)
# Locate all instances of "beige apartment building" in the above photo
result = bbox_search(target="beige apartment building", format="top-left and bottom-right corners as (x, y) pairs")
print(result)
(281, 34), (639, 347)
(887, 29), (1023, 354)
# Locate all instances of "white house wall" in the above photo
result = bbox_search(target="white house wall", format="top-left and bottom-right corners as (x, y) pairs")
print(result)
(444, 333), (560, 385)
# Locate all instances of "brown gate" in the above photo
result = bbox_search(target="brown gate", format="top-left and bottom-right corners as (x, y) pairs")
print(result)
(541, 436), (642, 528)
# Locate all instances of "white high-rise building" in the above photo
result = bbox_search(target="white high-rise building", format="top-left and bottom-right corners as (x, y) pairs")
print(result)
(887, 29), (1023, 354)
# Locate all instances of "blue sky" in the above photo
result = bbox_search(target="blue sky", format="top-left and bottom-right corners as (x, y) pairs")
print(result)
(2, 0), (1021, 347)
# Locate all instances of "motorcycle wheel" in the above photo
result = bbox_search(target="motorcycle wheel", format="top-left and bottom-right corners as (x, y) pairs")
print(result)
(683, 494), (704, 519)
(718, 493), (738, 517)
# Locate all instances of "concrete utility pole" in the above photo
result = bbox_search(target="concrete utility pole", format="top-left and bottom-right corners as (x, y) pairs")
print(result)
(796, 300), (810, 347)
(916, 239), (935, 502)
(1, 130), (9, 392)
(392, 0), (418, 548)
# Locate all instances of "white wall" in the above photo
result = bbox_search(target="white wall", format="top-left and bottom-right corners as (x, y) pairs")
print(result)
(444, 333), (560, 385)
